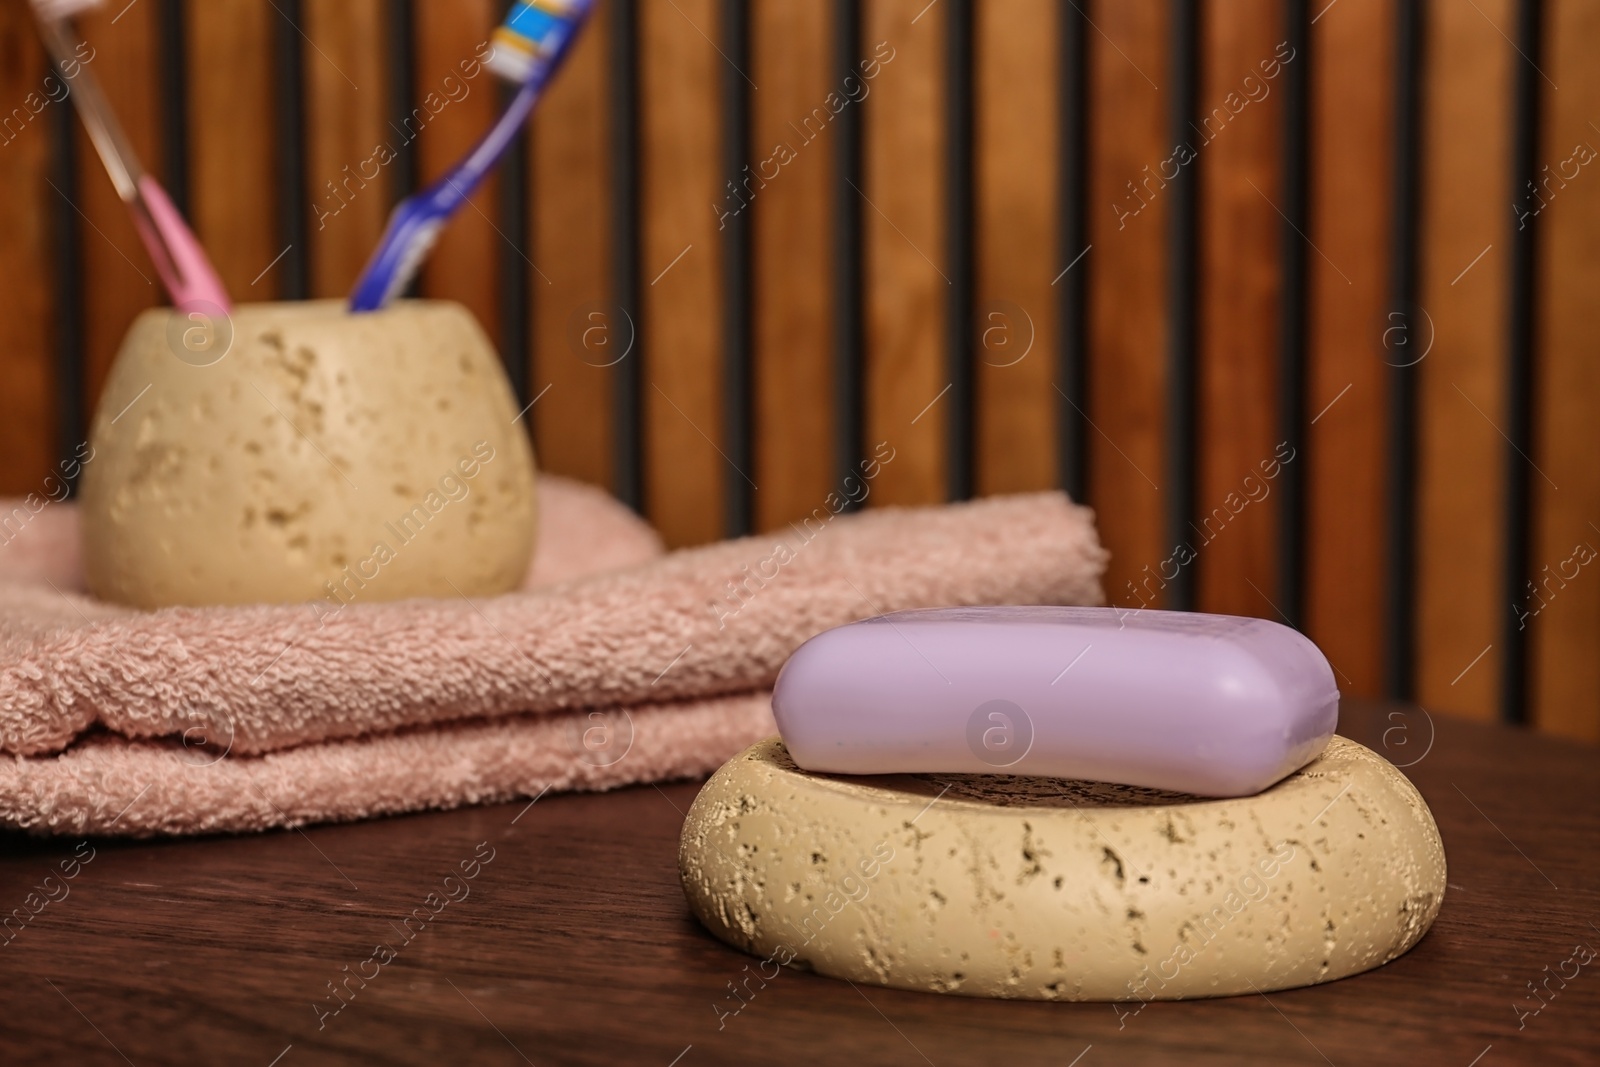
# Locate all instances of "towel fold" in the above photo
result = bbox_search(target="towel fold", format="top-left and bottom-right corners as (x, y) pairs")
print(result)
(0, 476), (1107, 836)
(0, 691), (777, 837)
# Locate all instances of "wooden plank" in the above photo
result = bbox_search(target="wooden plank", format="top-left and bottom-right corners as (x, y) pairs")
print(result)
(1413, 0), (1512, 722)
(301, 0), (389, 299)
(862, 0), (946, 507)
(411, 0), (501, 342)
(185, 0), (280, 302)
(972, 0), (1057, 497)
(2, 703), (1599, 1066)
(72, 0), (163, 413)
(0, 0), (57, 493)
(1192, 0), (1286, 619)
(639, 0), (725, 546)
(749, 0), (834, 528)
(1085, 0), (1169, 609)
(530, 0), (613, 493)
(1529, 0), (1600, 742)
(1303, 0), (1392, 695)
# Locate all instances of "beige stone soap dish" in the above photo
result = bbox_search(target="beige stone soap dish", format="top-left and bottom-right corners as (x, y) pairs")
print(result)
(679, 736), (1445, 1001)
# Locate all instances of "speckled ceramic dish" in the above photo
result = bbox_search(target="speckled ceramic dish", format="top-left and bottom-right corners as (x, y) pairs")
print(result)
(680, 735), (1445, 1002)
(80, 300), (537, 608)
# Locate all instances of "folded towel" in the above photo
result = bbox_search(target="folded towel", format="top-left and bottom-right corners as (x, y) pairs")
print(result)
(0, 478), (1107, 836)
(3, 692), (778, 837)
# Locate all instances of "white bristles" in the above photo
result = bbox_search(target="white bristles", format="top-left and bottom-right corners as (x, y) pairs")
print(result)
(31, 0), (104, 19)
(485, 46), (538, 85)
(382, 220), (444, 308)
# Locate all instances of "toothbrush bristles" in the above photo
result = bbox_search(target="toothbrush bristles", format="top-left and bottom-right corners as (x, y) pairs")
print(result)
(385, 224), (443, 308)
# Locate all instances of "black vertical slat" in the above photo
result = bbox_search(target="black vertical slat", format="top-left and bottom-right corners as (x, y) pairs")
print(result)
(1275, 0), (1311, 629)
(832, 0), (864, 507)
(1384, 0), (1424, 699)
(1164, 0), (1201, 611)
(610, 0), (644, 513)
(1500, 0), (1544, 726)
(720, 0), (753, 537)
(1057, 0), (1089, 504)
(156, 0), (188, 217)
(385, 0), (417, 204)
(49, 100), (85, 489)
(274, 0), (308, 300)
(499, 76), (531, 406)
(944, 0), (975, 502)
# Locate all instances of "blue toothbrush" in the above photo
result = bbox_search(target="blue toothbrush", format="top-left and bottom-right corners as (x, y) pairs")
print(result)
(349, 0), (594, 313)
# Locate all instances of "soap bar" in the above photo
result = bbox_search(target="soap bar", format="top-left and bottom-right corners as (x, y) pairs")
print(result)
(771, 606), (1339, 797)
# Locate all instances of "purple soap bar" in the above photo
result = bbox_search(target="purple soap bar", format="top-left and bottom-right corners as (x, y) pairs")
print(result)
(771, 606), (1339, 797)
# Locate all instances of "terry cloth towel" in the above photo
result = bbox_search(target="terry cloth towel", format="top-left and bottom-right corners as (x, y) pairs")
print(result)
(0, 477), (1107, 837)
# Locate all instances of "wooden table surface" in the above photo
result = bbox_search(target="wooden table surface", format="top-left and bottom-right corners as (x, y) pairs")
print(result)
(1, 699), (1595, 1067)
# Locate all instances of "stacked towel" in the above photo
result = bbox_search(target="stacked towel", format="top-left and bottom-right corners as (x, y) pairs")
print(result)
(0, 477), (1107, 836)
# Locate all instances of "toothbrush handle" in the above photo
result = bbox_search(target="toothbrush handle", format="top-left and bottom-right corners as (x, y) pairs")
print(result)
(414, 81), (538, 217)
(133, 176), (233, 314)
(449, 80), (539, 200)
(347, 83), (539, 313)
(34, 16), (232, 314)
(348, 1), (593, 313)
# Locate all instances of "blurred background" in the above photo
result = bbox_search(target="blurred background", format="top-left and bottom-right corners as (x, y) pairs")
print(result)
(0, 0), (1595, 740)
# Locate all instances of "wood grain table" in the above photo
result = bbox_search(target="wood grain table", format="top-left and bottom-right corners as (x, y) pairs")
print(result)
(1, 700), (1595, 1066)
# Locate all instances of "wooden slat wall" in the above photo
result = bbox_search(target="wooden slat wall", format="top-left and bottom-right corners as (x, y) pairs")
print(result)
(1530, 0), (1600, 742)
(0, 0), (56, 495)
(973, 0), (1057, 497)
(1415, 0), (1512, 723)
(1194, 0), (1285, 622)
(1304, 0), (1393, 695)
(0, 0), (1596, 740)
(302, 0), (389, 299)
(1085, 0), (1169, 611)
(529, 0), (613, 492)
(751, 0), (835, 530)
(186, 0), (280, 302)
(639, 0), (725, 546)
(863, 0), (947, 507)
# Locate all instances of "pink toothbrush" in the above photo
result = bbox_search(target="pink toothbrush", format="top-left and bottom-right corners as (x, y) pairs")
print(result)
(30, 0), (232, 314)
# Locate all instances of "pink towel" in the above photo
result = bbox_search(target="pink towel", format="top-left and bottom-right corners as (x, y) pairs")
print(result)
(0, 478), (1107, 836)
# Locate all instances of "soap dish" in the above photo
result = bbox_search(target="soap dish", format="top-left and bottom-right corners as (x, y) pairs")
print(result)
(679, 736), (1445, 1001)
